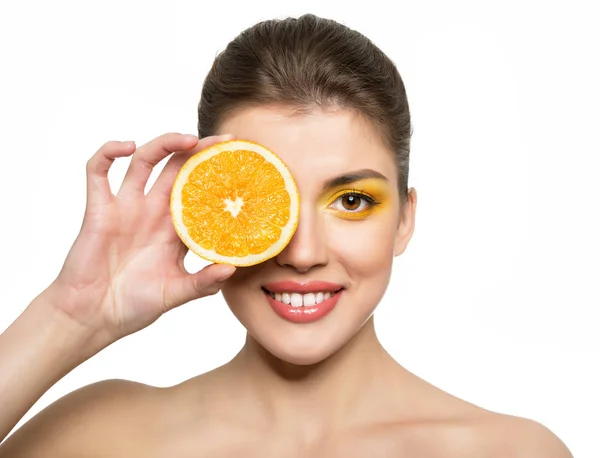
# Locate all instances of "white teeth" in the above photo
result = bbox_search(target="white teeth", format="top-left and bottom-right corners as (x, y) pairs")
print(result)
(268, 290), (338, 306)
(303, 293), (316, 306)
(290, 293), (303, 307)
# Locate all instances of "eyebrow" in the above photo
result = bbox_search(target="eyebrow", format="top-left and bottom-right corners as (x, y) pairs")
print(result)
(322, 169), (388, 191)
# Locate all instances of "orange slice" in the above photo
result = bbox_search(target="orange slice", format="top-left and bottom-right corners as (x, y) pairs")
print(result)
(170, 140), (300, 266)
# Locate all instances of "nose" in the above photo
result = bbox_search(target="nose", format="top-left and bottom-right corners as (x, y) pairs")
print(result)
(274, 205), (328, 272)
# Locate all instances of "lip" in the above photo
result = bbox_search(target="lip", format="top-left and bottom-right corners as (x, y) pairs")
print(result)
(262, 281), (343, 294)
(264, 289), (343, 324)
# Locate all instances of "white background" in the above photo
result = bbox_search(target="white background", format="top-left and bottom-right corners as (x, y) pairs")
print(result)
(0, 0), (598, 455)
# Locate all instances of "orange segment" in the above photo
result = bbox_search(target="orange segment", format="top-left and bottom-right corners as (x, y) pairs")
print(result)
(170, 140), (300, 266)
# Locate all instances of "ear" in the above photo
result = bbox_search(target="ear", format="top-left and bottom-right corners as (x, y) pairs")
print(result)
(394, 187), (417, 257)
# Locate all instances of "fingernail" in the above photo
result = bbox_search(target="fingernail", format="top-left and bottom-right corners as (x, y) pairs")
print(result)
(182, 134), (198, 141)
(215, 265), (236, 282)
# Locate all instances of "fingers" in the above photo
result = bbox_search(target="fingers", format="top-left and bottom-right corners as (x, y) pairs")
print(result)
(117, 133), (200, 197)
(147, 133), (236, 201)
(86, 141), (136, 206)
(163, 264), (237, 311)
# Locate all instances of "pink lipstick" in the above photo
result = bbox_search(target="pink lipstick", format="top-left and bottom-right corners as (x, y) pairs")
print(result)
(262, 281), (343, 324)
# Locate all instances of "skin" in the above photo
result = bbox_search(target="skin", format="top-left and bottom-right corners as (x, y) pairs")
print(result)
(0, 107), (572, 457)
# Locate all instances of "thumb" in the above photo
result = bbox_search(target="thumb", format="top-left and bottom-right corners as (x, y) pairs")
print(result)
(164, 263), (237, 310)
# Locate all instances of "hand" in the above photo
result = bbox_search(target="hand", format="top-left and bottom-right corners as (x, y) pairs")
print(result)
(44, 133), (237, 343)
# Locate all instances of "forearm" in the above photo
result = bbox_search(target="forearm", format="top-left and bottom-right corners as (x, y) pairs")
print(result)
(0, 292), (109, 442)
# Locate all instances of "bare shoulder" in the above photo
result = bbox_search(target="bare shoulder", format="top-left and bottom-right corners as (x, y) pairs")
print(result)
(398, 374), (573, 458)
(466, 413), (573, 458)
(0, 378), (163, 458)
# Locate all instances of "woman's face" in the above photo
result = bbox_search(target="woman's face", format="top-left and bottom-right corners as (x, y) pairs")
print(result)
(218, 105), (416, 365)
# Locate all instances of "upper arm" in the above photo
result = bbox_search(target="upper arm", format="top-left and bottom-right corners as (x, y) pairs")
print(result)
(481, 415), (573, 458)
(512, 419), (573, 458)
(0, 379), (156, 458)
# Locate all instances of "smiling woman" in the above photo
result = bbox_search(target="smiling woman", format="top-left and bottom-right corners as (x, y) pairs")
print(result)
(218, 106), (407, 365)
(0, 13), (574, 458)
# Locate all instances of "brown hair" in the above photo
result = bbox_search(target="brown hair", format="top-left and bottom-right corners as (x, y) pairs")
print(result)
(198, 14), (411, 208)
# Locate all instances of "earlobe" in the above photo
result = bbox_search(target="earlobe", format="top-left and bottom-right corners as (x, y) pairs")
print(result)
(394, 188), (417, 257)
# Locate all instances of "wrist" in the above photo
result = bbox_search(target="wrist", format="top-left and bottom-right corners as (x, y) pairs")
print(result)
(26, 287), (115, 360)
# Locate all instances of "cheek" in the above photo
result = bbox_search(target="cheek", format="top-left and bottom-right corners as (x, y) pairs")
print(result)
(221, 264), (264, 306)
(326, 216), (397, 276)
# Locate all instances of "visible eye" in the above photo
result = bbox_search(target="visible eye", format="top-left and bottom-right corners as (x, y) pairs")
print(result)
(329, 192), (378, 213)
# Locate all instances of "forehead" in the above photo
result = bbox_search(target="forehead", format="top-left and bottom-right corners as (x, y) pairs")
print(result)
(217, 105), (398, 187)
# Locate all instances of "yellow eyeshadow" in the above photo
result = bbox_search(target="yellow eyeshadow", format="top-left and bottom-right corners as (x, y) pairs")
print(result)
(320, 178), (392, 219)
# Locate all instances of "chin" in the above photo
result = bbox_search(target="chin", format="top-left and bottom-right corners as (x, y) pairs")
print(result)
(243, 313), (369, 367)
(255, 334), (344, 366)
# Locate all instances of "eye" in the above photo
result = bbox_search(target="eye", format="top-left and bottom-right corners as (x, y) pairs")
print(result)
(329, 192), (378, 213)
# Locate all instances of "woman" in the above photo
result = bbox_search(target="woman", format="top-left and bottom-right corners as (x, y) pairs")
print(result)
(0, 14), (572, 457)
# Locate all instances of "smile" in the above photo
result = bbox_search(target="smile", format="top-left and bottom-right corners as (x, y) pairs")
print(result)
(261, 283), (344, 324)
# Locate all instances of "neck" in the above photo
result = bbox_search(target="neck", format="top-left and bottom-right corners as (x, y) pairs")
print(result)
(226, 316), (409, 437)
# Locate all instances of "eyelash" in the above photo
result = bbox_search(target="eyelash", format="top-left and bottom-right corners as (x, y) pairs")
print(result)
(329, 190), (380, 213)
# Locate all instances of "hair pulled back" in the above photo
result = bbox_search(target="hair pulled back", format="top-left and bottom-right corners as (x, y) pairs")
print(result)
(199, 14), (412, 207)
